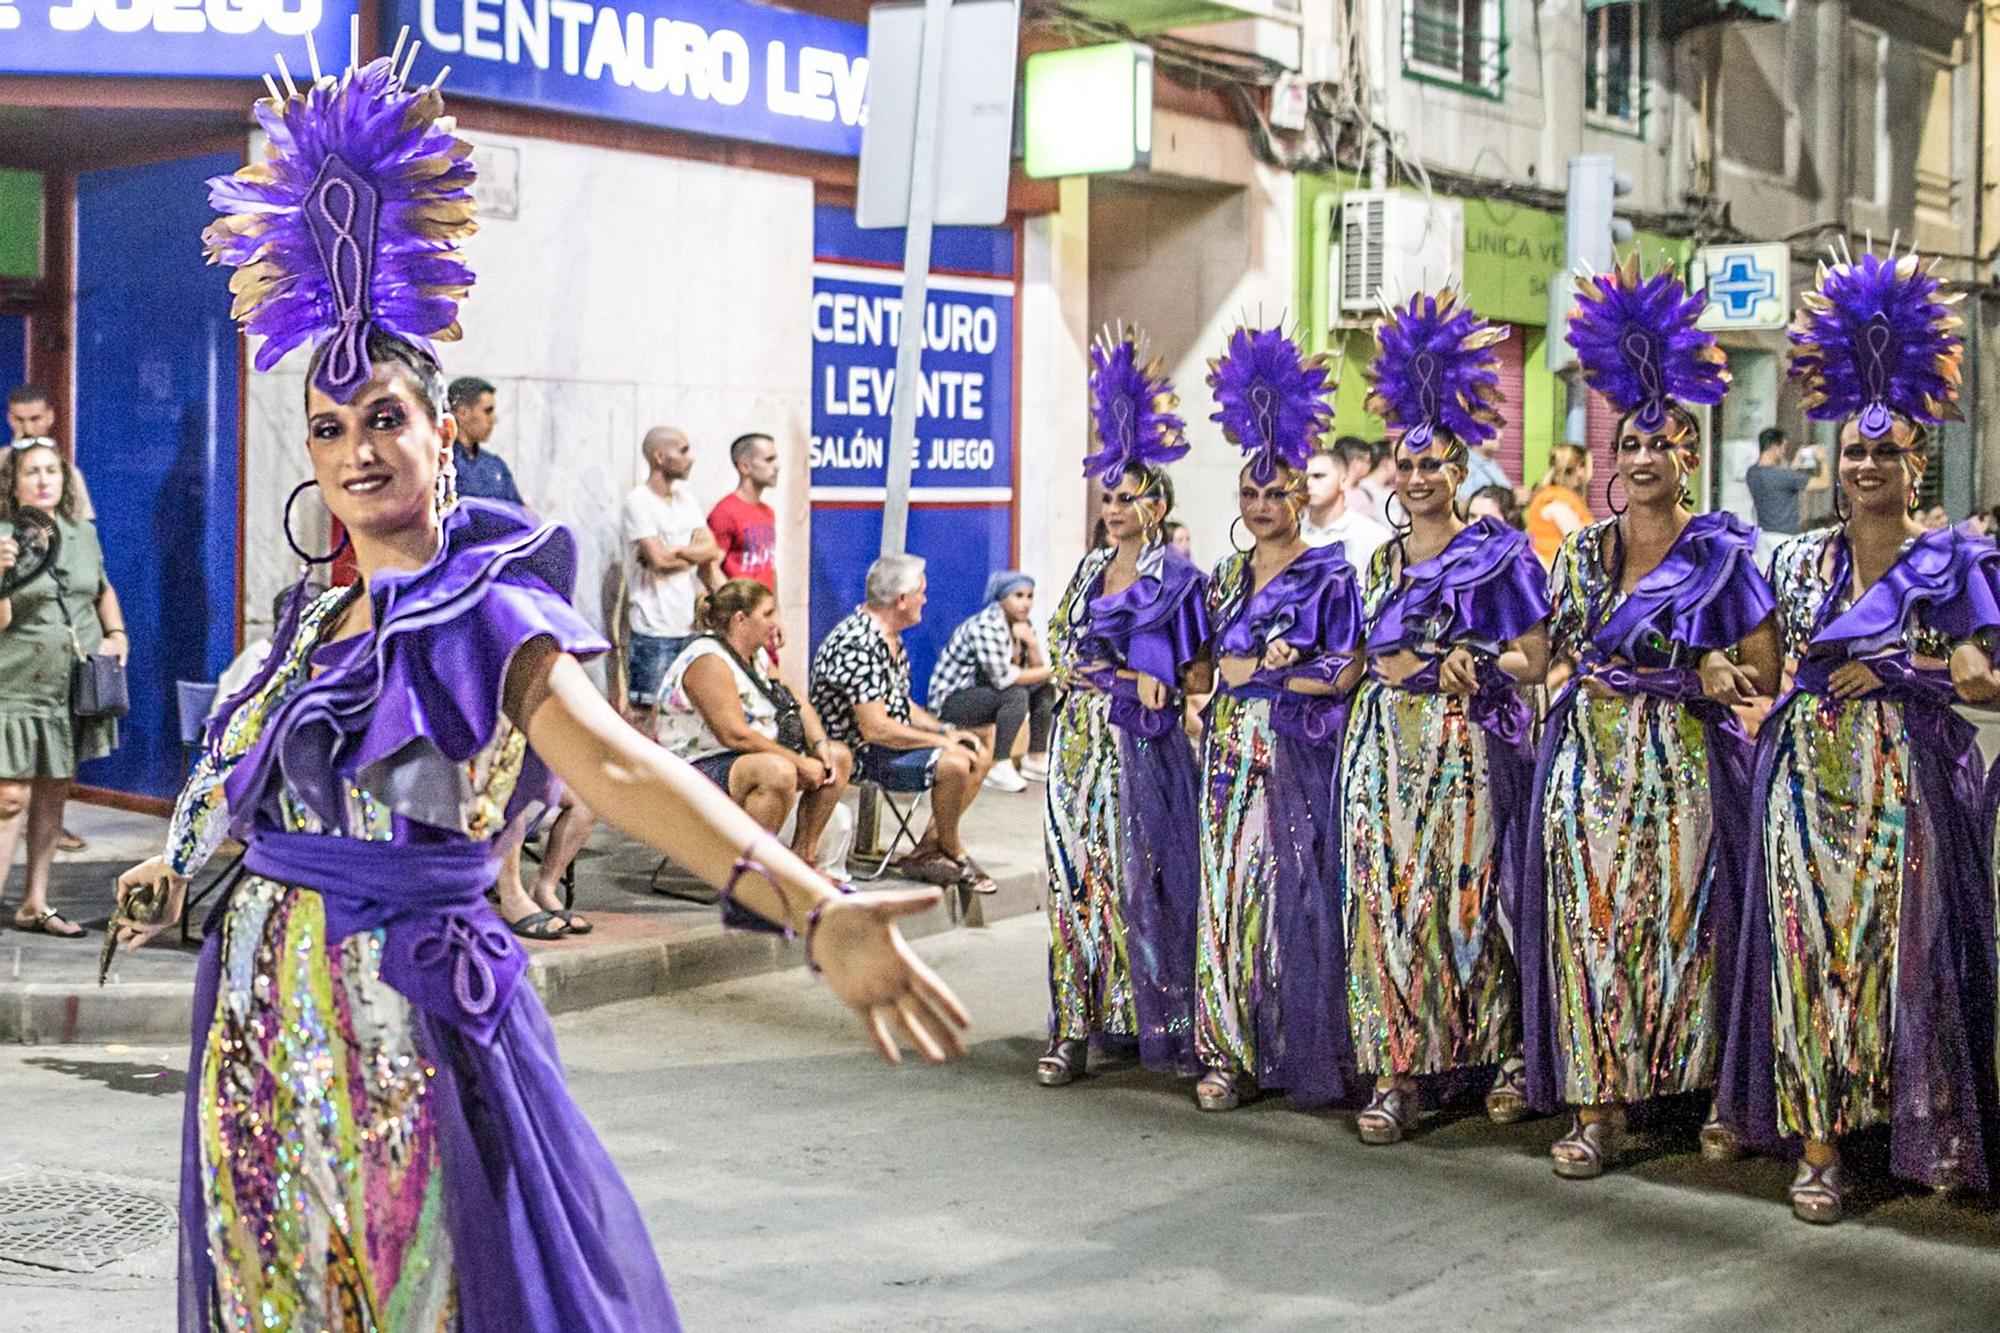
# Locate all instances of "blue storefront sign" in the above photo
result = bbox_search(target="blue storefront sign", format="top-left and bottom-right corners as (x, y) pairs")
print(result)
(810, 204), (1016, 703)
(390, 0), (867, 156)
(0, 0), (359, 77)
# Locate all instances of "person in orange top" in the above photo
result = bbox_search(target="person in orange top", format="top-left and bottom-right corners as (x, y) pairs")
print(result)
(1526, 442), (1594, 566)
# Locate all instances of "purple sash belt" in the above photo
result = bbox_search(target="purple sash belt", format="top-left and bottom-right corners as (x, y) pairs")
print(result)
(244, 830), (525, 1046)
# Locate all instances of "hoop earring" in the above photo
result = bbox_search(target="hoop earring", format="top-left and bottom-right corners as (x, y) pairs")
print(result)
(1604, 472), (1627, 518)
(1385, 492), (1411, 536)
(283, 480), (350, 569)
(1831, 479), (1852, 525)
(1228, 516), (1253, 554)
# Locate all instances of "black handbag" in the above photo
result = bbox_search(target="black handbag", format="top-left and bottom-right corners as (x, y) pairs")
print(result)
(51, 568), (129, 720)
(706, 635), (807, 753)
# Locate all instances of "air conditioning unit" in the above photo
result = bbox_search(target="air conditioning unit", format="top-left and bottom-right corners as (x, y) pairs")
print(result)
(1334, 191), (1465, 319)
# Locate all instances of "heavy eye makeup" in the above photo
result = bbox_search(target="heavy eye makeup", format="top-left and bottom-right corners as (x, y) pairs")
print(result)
(309, 397), (410, 442)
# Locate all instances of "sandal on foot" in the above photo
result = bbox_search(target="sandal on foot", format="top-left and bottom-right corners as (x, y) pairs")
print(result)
(1035, 1038), (1087, 1087)
(14, 909), (84, 938)
(553, 910), (593, 936)
(1485, 1057), (1530, 1125)
(892, 849), (963, 887)
(1699, 1105), (1744, 1163)
(505, 910), (568, 942)
(1789, 1159), (1843, 1225)
(1195, 1066), (1256, 1112)
(954, 855), (997, 895)
(1357, 1083), (1421, 1145)
(55, 828), (86, 853)
(1551, 1112), (1622, 1180)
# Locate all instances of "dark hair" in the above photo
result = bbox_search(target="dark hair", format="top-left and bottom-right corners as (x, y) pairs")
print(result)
(447, 376), (495, 411)
(6, 383), (51, 410)
(1334, 436), (1376, 469)
(697, 577), (775, 633)
(1757, 426), (1787, 452)
(304, 334), (450, 421)
(1468, 483), (1522, 528)
(729, 433), (774, 467)
(0, 439), (80, 523)
(271, 581), (325, 627)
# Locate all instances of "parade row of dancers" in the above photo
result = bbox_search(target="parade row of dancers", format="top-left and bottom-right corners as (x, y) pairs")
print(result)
(1043, 250), (2000, 1227)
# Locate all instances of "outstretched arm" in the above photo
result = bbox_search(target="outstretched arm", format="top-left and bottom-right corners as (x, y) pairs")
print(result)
(506, 638), (970, 1064)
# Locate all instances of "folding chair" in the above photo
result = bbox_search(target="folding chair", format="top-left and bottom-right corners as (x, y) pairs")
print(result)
(849, 780), (928, 881)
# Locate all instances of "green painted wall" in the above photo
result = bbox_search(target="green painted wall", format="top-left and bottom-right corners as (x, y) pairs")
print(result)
(0, 170), (41, 280)
(1297, 175), (1683, 470)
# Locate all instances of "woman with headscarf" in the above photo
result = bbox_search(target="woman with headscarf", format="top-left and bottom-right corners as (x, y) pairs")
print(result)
(929, 568), (1054, 793)
(1519, 255), (1782, 1179)
(1717, 246), (2000, 1224)
(1037, 328), (1207, 1086)
(1338, 292), (1552, 1143)
(1191, 324), (1362, 1112)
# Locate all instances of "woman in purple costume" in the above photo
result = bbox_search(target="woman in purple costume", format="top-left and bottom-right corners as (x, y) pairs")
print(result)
(1190, 325), (1363, 1112)
(1717, 247), (2000, 1224)
(110, 57), (968, 1332)
(1038, 329), (1207, 1086)
(1340, 292), (1552, 1143)
(1520, 256), (1782, 1179)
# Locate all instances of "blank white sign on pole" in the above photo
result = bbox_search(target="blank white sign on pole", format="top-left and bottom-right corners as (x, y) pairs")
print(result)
(856, 0), (1021, 230)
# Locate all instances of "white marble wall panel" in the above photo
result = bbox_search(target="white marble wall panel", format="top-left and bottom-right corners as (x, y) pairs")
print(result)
(236, 130), (816, 667)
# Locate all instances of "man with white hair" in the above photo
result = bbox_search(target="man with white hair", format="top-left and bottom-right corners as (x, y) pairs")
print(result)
(810, 553), (996, 893)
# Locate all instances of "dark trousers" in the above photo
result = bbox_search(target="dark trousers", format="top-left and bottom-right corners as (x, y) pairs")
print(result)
(937, 681), (1054, 759)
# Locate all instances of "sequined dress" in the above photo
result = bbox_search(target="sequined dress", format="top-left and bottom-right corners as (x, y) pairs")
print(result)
(1340, 519), (1549, 1079)
(166, 501), (678, 1332)
(1718, 523), (2000, 1189)
(1042, 544), (1207, 1073)
(1196, 543), (1360, 1104)
(1522, 513), (1773, 1110)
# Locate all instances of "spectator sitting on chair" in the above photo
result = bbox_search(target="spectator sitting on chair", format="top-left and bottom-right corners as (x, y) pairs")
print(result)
(657, 579), (852, 873)
(928, 570), (1053, 793)
(811, 553), (997, 894)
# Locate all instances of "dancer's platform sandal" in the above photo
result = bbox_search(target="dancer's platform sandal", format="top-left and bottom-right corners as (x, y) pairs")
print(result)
(1035, 1038), (1087, 1088)
(1195, 1066), (1256, 1112)
(1357, 1083), (1421, 1145)
(1788, 1159), (1843, 1225)
(1699, 1105), (1744, 1163)
(1484, 1057), (1530, 1125)
(1550, 1110), (1624, 1180)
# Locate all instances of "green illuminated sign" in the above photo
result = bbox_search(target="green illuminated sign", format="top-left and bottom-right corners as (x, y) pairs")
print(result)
(1022, 42), (1153, 179)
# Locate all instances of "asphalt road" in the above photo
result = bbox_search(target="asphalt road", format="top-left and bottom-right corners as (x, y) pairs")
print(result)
(3, 912), (1998, 1331)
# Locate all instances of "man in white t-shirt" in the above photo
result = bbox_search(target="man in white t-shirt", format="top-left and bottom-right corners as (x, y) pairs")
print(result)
(620, 426), (719, 713)
(1300, 446), (1392, 578)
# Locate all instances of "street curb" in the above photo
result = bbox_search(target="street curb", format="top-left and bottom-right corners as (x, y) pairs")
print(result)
(0, 869), (1043, 1045)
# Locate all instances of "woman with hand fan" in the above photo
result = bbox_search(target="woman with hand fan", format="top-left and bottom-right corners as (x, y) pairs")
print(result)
(107, 50), (967, 1332)
(0, 438), (127, 939)
(1519, 255), (1781, 1181)
(1191, 324), (1363, 1113)
(1338, 292), (1552, 1145)
(1037, 327), (1207, 1088)
(1716, 245), (2000, 1224)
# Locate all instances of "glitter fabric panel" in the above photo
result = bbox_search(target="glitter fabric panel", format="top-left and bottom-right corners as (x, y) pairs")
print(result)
(1764, 692), (1909, 1141)
(1341, 681), (1514, 1075)
(1196, 692), (1280, 1074)
(1043, 684), (1137, 1043)
(201, 878), (454, 1332)
(1543, 690), (1717, 1104)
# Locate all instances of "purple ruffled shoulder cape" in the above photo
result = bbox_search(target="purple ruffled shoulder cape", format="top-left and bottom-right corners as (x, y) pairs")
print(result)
(1367, 517), (1550, 653)
(1080, 544), (1209, 739)
(1591, 510), (1774, 664)
(1214, 542), (1363, 745)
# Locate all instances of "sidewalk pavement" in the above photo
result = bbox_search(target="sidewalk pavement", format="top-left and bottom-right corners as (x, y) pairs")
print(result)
(0, 784), (1048, 1045)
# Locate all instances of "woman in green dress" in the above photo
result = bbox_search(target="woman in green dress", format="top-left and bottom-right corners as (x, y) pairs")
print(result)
(0, 439), (126, 937)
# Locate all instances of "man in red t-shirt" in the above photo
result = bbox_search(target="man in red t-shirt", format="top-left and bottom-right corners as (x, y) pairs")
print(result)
(707, 432), (779, 591)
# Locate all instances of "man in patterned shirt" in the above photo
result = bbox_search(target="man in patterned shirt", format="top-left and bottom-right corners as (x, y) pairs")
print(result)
(810, 554), (996, 892)
(927, 570), (1052, 792)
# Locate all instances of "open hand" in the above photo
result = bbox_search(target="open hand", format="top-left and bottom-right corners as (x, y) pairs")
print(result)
(112, 855), (188, 954)
(809, 887), (972, 1064)
(1826, 660), (1884, 701)
(1437, 647), (1481, 696)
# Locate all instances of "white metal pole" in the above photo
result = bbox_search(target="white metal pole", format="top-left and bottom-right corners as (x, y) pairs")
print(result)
(879, 0), (953, 558)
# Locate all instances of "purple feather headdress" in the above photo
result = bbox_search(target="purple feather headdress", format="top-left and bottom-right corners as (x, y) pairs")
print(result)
(1363, 289), (1507, 451)
(1565, 253), (1729, 433)
(1788, 243), (1963, 440)
(1206, 325), (1337, 484)
(1083, 325), (1188, 482)
(204, 49), (477, 403)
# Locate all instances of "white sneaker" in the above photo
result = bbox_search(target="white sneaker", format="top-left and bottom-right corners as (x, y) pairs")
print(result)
(984, 759), (1028, 793)
(1019, 755), (1050, 783)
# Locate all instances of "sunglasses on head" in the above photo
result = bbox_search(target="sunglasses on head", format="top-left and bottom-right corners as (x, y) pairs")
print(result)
(1393, 456), (1451, 475)
(9, 435), (56, 451)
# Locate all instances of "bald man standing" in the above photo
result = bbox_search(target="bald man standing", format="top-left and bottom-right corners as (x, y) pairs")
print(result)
(620, 426), (719, 713)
